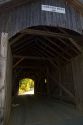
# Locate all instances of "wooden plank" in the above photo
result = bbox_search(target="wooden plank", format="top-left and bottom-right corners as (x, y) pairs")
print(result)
(71, 55), (83, 111)
(49, 74), (75, 99)
(37, 38), (69, 62)
(69, 38), (82, 53)
(13, 57), (24, 69)
(36, 41), (65, 64)
(57, 38), (79, 54)
(22, 29), (83, 41)
(47, 59), (75, 99)
(43, 36), (72, 58)
(34, 46), (60, 68)
(10, 34), (25, 45)
(13, 55), (61, 61)
(58, 27), (82, 53)
(1, 33), (8, 57)
(0, 33), (8, 125)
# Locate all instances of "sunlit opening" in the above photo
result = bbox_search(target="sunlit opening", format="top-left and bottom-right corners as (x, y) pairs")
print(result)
(18, 78), (34, 95)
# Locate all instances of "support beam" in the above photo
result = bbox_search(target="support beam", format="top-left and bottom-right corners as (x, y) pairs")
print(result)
(13, 57), (24, 69)
(36, 41), (65, 64)
(47, 59), (75, 100)
(58, 27), (82, 53)
(13, 55), (59, 60)
(22, 29), (83, 41)
(49, 74), (75, 99)
(10, 34), (25, 45)
(57, 37), (79, 54)
(35, 46), (59, 68)
(0, 33), (8, 125)
(43, 36), (72, 58)
(69, 38), (82, 53)
(37, 38), (69, 61)
(48, 59), (60, 70)
(14, 38), (35, 53)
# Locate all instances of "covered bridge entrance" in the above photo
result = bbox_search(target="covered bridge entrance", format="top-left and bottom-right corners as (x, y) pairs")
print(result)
(0, 0), (83, 125)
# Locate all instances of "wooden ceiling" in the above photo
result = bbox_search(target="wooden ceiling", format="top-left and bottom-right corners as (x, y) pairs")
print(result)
(10, 26), (83, 69)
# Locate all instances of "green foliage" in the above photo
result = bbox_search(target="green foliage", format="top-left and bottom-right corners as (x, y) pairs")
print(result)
(18, 78), (34, 95)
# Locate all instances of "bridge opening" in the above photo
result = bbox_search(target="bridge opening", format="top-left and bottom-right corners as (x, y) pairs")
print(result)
(18, 78), (34, 96)
(4, 25), (83, 125)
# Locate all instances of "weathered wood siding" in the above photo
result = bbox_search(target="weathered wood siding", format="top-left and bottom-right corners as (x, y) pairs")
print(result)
(0, 0), (82, 38)
(72, 54), (83, 111)
(0, 33), (8, 125)
(4, 44), (12, 125)
(0, 33), (12, 125)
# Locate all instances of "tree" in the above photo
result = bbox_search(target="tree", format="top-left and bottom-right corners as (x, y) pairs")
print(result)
(18, 78), (34, 95)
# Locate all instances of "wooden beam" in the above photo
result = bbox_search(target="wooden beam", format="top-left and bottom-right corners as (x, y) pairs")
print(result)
(58, 27), (82, 53)
(14, 41), (35, 54)
(10, 34), (25, 45)
(57, 37), (79, 54)
(13, 55), (59, 60)
(22, 29), (83, 40)
(14, 38), (34, 52)
(35, 46), (59, 68)
(37, 38), (69, 62)
(13, 57), (24, 69)
(48, 59), (60, 70)
(15, 66), (46, 69)
(49, 74), (75, 99)
(43, 36), (72, 58)
(0, 32), (8, 125)
(36, 41), (65, 64)
(47, 59), (75, 99)
(69, 38), (82, 53)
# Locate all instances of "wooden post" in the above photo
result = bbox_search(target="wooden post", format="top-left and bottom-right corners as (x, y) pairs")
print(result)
(71, 55), (83, 112)
(0, 33), (8, 125)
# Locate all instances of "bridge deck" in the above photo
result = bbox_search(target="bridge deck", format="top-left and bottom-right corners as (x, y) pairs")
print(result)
(9, 96), (83, 125)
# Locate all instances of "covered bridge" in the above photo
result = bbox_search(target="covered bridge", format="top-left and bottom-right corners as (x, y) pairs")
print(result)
(0, 0), (83, 125)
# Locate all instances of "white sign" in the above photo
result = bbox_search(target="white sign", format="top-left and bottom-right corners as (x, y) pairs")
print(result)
(42, 5), (66, 14)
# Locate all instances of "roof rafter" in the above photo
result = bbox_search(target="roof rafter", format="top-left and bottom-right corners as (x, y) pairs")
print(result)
(37, 37), (69, 61)
(36, 39), (66, 64)
(58, 27), (82, 53)
(22, 29), (83, 40)
(43, 36), (72, 58)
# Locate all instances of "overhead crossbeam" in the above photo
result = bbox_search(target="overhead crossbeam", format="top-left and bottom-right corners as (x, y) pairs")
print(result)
(34, 45), (59, 68)
(57, 37), (79, 54)
(14, 37), (34, 52)
(22, 29), (83, 40)
(43, 36), (72, 58)
(13, 55), (59, 60)
(10, 34), (25, 45)
(37, 38), (69, 62)
(36, 40), (65, 64)
(13, 57), (24, 69)
(58, 27), (82, 53)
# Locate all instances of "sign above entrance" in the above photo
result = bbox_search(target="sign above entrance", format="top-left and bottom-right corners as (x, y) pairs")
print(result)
(41, 5), (66, 14)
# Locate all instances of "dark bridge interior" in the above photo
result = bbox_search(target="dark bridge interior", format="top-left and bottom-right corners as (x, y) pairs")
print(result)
(8, 26), (83, 125)
(10, 26), (82, 100)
